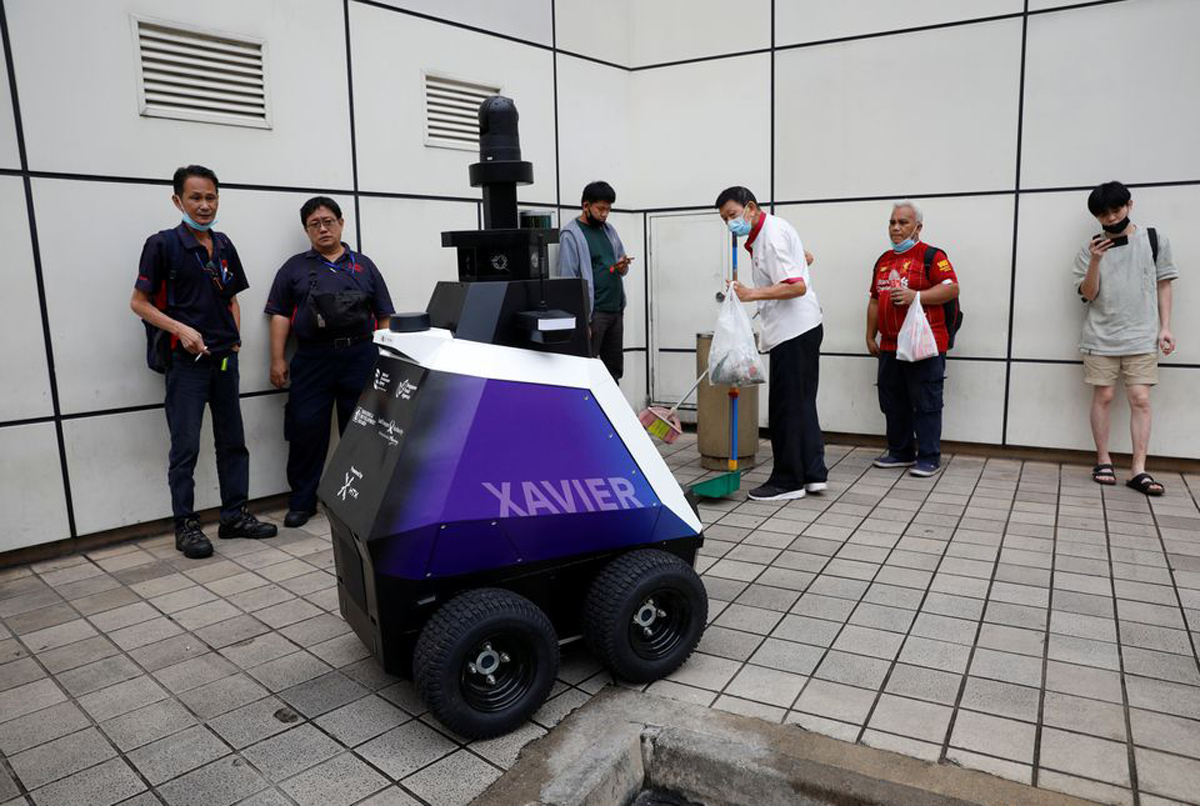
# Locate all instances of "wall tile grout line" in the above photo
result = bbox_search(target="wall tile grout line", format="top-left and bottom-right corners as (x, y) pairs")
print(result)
(1001, 0), (1030, 449)
(854, 456), (988, 745)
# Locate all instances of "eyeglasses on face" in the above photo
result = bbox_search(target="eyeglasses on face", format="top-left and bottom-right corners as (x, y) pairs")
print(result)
(305, 218), (340, 232)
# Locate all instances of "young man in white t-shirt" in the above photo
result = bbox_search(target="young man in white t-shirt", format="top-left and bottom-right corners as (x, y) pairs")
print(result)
(716, 186), (827, 501)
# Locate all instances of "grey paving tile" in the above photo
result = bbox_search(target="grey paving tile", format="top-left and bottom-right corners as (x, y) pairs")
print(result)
(280, 672), (368, 718)
(207, 696), (297, 749)
(897, 636), (971, 674)
(279, 614), (352, 648)
(4, 603), (78, 635)
(976, 623), (1045, 658)
(725, 665), (806, 708)
(1130, 708), (1200, 760)
(242, 723), (341, 781)
(88, 602), (160, 633)
(792, 679), (876, 724)
(356, 721), (457, 780)
(0, 679), (66, 724)
(314, 694), (409, 748)
(884, 663), (962, 706)
(278, 752), (388, 806)
(400, 749), (502, 806)
(69, 586), (141, 617)
(1126, 676), (1200, 721)
(1047, 633), (1121, 671)
(149, 586), (218, 615)
(152, 652), (239, 695)
(10, 726), (116, 790)
(747, 638), (824, 675)
(156, 754), (268, 806)
(1036, 771), (1133, 806)
(867, 693), (952, 744)
(848, 602), (916, 633)
(219, 633), (301, 670)
(128, 724), (230, 786)
(1044, 660), (1124, 704)
(179, 673), (270, 720)
(1120, 621), (1193, 656)
(832, 625), (904, 660)
(733, 584), (800, 612)
(100, 698), (197, 752)
(1040, 727), (1130, 788)
(27, 757), (145, 806)
(1123, 645), (1200, 687)
(960, 677), (1040, 723)
(0, 700), (91, 755)
(127, 634), (208, 673)
(949, 709), (1036, 763)
(712, 603), (783, 636)
(194, 615), (270, 650)
(172, 600), (242, 632)
(78, 675), (168, 722)
(0, 657), (43, 692)
(863, 584), (927, 611)
(56, 653), (143, 697)
(21, 619), (98, 652)
(813, 650), (890, 690)
(245, 650), (333, 692)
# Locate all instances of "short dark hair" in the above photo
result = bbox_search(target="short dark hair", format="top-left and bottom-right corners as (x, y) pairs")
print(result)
(1087, 181), (1131, 216)
(714, 186), (757, 210)
(581, 181), (616, 205)
(172, 165), (219, 196)
(300, 196), (342, 225)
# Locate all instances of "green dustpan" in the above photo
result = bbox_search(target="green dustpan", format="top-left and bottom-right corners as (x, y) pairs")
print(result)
(690, 469), (741, 499)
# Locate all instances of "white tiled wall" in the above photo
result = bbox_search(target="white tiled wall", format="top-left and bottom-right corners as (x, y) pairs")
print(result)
(3, 0), (1197, 551)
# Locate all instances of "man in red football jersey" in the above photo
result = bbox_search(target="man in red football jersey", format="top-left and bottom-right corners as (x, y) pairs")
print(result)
(866, 200), (960, 477)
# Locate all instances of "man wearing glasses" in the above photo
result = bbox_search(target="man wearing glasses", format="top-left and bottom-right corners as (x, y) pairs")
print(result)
(265, 197), (395, 528)
(130, 164), (278, 560)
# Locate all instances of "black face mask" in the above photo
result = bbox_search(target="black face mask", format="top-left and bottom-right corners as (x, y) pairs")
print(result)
(1102, 216), (1130, 234)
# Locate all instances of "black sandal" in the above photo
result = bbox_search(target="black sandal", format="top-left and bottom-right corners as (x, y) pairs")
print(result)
(1092, 464), (1116, 485)
(1126, 473), (1165, 497)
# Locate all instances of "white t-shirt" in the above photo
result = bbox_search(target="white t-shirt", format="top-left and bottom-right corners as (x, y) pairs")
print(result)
(747, 213), (822, 352)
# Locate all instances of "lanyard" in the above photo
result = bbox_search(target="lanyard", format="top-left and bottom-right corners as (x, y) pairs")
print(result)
(320, 249), (353, 273)
(194, 250), (232, 288)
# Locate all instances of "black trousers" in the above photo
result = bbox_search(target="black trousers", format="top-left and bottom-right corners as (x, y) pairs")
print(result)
(590, 310), (624, 381)
(877, 351), (946, 466)
(285, 340), (377, 512)
(767, 325), (827, 489)
(164, 350), (248, 525)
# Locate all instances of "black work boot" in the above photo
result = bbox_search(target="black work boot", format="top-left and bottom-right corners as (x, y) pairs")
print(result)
(283, 509), (317, 528)
(175, 518), (214, 559)
(218, 507), (279, 540)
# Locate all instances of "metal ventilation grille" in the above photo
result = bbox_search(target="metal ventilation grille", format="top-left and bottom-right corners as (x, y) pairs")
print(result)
(134, 19), (270, 129)
(424, 73), (501, 151)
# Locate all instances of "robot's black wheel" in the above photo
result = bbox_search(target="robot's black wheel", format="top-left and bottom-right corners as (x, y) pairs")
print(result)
(413, 587), (559, 739)
(583, 549), (707, 683)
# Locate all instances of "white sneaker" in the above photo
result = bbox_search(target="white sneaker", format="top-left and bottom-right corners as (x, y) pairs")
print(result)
(804, 482), (827, 494)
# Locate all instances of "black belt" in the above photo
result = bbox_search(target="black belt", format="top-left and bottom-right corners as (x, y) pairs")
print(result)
(299, 333), (373, 350)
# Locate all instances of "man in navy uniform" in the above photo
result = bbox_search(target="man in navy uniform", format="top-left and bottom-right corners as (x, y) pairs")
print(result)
(265, 197), (395, 528)
(130, 164), (278, 559)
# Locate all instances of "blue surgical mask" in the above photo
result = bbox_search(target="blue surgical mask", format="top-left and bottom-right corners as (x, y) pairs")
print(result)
(727, 217), (752, 238)
(181, 212), (216, 232)
(892, 231), (919, 253)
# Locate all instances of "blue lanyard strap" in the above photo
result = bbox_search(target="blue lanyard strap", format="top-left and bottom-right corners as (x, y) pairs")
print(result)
(320, 249), (353, 273)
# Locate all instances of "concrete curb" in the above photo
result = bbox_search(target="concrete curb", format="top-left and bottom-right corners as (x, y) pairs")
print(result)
(473, 688), (1099, 806)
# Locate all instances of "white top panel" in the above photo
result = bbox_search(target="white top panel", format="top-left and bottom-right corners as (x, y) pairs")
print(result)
(1021, 0), (1200, 188)
(366, 0), (553, 46)
(631, 0), (769, 66)
(632, 54), (771, 209)
(350, 3), (557, 203)
(6, 0), (353, 189)
(376, 328), (701, 533)
(0, 177), (54, 421)
(776, 0), (1022, 46)
(555, 0), (631, 66)
(774, 20), (1022, 200)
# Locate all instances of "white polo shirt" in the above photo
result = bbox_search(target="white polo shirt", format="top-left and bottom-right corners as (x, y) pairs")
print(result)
(746, 213), (822, 352)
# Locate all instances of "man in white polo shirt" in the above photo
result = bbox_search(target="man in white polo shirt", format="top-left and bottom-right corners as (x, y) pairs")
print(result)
(716, 186), (827, 501)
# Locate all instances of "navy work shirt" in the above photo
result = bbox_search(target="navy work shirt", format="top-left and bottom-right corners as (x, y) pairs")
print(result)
(135, 223), (248, 353)
(264, 244), (395, 345)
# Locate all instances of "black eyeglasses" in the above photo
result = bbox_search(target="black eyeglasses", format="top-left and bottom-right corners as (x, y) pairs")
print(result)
(305, 218), (340, 232)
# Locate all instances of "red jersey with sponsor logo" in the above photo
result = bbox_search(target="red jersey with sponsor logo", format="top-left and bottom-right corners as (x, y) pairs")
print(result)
(869, 242), (958, 352)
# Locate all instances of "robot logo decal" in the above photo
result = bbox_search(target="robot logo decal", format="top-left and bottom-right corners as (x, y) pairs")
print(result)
(482, 478), (643, 517)
(395, 380), (418, 401)
(373, 369), (391, 393)
(338, 466), (364, 501)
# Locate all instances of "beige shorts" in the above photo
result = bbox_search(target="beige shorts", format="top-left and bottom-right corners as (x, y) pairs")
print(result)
(1083, 353), (1158, 387)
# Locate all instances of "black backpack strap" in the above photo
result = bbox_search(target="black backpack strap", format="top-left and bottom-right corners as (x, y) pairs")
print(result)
(1148, 227), (1158, 265)
(923, 244), (940, 279)
(158, 228), (181, 310)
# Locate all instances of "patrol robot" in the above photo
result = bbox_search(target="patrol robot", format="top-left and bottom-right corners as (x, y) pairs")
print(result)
(318, 97), (705, 739)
